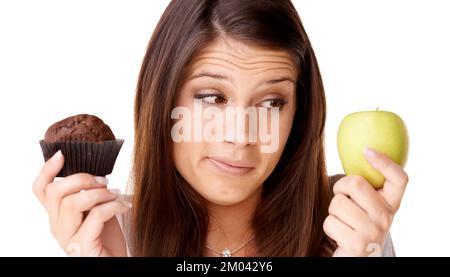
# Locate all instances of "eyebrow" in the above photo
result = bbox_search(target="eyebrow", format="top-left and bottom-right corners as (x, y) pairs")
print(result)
(188, 72), (295, 85)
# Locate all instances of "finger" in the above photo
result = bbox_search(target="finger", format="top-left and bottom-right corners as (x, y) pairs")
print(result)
(364, 147), (409, 211)
(76, 200), (131, 241)
(333, 175), (387, 217)
(61, 188), (121, 213)
(323, 215), (357, 252)
(32, 150), (64, 205)
(57, 189), (120, 243)
(328, 194), (371, 232)
(45, 174), (108, 227)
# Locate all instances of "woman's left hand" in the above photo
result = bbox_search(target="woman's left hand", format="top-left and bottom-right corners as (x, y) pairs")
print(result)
(324, 147), (409, 257)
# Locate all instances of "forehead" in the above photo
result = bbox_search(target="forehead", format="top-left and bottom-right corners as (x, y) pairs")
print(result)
(188, 37), (297, 79)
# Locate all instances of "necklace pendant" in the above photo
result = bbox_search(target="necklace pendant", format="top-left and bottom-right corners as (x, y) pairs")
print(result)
(222, 248), (232, 257)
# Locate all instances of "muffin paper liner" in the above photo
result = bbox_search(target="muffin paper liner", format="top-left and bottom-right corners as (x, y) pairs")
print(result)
(39, 139), (124, 177)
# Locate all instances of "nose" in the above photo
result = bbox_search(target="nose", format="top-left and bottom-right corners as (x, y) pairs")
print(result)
(223, 106), (258, 147)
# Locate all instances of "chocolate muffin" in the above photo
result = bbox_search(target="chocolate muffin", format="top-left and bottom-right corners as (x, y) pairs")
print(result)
(44, 114), (115, 143)
(40, 114), (124, 177)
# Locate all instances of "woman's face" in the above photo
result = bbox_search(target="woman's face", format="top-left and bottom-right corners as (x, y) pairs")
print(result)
(173, 37), (297, 206)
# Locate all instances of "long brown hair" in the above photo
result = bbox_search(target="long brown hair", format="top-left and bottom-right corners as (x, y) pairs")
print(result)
(131, 0), (335, 256)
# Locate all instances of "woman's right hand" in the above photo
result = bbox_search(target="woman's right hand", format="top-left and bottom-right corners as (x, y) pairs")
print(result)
(32, 150), (131, 257)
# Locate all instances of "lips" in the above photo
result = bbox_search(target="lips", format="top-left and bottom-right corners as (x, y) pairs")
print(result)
(207, 157), (254, 176)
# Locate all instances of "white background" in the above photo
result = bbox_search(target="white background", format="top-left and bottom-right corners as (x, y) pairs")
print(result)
(0, 0), (449, 256)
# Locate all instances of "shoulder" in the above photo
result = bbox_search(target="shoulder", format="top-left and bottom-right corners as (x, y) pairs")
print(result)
(117, 180), (395, 257)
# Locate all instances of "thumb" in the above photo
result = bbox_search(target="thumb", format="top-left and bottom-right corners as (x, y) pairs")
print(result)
(42, 149), (65, 180)
(33, 150), (65, 204)
(364, 146), (408, 211)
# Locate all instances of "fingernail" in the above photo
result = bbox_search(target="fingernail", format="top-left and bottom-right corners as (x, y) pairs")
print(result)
(364, 147), (377, 158)
(109, 189), (121, 196)
(51, 150), (63, 164)
(121, 201), (132, 208)
(95, 176), (108, 185)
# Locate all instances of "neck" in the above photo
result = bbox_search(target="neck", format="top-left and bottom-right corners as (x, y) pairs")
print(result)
(204, 188), (262, 257)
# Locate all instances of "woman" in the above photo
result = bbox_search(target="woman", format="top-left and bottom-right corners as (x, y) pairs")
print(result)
(32, 0), (408, 257)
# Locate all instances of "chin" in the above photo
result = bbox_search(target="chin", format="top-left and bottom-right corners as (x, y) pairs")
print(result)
(204, 195), (249, 207)
(200, 181), (255, 206)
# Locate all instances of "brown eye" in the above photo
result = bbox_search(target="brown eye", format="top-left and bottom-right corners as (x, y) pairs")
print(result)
(194, 93), (228, 104)
(259, 98), (287, 109)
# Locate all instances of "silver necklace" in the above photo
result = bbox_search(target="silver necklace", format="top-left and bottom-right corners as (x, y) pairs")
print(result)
(205, 235), (256, 257)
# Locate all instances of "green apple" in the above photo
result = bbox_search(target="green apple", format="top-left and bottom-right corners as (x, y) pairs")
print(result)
(337, 110), (409, 189)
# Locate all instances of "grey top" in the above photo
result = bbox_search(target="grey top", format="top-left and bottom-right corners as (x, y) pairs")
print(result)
(117, 174), (395, 257)
(382, 232), (396, 257)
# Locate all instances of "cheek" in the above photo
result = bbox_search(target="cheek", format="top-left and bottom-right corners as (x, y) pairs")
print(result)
(173, 141), (202, 180)
(278, 113), (294, 147)
(265, 106), (295, 153)
(257, 109), (295, 174)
